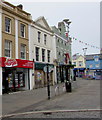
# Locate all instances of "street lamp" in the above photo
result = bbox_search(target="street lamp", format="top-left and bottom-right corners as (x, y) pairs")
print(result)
(63, 19), (72, 92)
(63, 19), (71, 39)
(83, 48), (87, 56)
(82, 48), (87, 78)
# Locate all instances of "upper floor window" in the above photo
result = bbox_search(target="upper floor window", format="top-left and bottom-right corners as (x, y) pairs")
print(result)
(73, 62), (76, 65)
(21, 44), (26, 59)
(5, 40), (12, 57)
(44, 34), (47, 45)
(20, 24), (25, 38)
(5, 17), (11, 33)
(42, 49), (45, 62)
(89, 64), (93, 68)
(95, 58), (99, 62)
(47, 50), (50, 62)
(79, 61), (83, 66)
(36, 47), (39, 61)
(96, 64), (99, 68)
(38, 31), (41, 43)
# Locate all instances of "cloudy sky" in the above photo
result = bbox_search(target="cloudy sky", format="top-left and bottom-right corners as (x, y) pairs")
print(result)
(6, 0), (100, 56)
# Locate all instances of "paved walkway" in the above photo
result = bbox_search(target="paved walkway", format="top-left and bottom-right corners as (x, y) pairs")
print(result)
(2, 78), (100, 116)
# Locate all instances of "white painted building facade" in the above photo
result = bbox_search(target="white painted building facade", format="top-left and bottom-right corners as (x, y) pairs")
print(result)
(29, 16), (55, 88)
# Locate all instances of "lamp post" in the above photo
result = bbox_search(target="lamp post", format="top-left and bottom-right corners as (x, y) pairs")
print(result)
(63, 19), (72, 92)
(63, 19), (71, 42)
(82, 48), (87, 78)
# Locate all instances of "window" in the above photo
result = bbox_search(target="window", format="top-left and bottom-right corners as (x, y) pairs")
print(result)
(20, 24), (25, 38)
(47, 50), (50, 62)
(73, 62), (76, 65)
(38, 31), (41, 43)
(36, 47), (39, 61)
(44, 34), (47, 45)
(5, 17), (11, 33)
(42, 49), (45, 62)
(5, 40), (12, 57)
(95, 58), (99, 62)
(79, 61), (83, 66)
(59, 52), (61, 56)
(21, 44), (26, 59)
(96, 64), (99, 68)
(89, 64), (93, 68)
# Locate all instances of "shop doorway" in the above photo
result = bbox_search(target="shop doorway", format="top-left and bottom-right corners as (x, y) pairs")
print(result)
(2, 68), (26, 94)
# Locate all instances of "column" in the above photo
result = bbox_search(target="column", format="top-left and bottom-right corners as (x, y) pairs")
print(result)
(0, 8), (2, 95)
(15, 19), (18, 59)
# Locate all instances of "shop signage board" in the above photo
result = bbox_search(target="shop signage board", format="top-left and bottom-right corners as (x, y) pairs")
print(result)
(43, 66), (53, 73)
(0, 57), (34, 69)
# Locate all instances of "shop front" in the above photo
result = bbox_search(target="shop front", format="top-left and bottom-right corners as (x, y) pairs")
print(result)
(35, 62), (54, 88)
(0, 57), (34, 94)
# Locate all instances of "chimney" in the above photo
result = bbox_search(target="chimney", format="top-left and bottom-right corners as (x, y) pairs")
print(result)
(17, 4), (23, 10)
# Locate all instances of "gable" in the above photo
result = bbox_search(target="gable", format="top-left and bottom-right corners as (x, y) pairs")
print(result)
(35, 16), (51, 31)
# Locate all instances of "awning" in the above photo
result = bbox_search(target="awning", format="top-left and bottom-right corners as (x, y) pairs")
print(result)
(35, 62), (54, 70)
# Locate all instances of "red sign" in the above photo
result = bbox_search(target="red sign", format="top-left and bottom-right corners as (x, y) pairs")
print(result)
(0, 57), (34, 69)
(64, 53), (70, 64)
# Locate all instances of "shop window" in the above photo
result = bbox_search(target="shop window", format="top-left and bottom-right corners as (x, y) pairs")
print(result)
(20, 23), (25, 38)
(38, 31), (41, 43)
(5, 17), (11, 33)
(36, 47), (39, 61)
(47, 50), (50, 62)
(5, 40), (12, 57)
(42, 49), (45, 62)
(21, 44), (26, 59)
(44, 34), (47, 45)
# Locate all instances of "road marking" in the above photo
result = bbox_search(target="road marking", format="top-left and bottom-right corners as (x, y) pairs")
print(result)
(2, 109), (102, 118)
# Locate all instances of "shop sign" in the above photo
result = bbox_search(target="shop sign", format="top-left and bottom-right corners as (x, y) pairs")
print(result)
(0, 57), (34, 69)
(5, 59), (18, 67)
(43, 66), (53, 73)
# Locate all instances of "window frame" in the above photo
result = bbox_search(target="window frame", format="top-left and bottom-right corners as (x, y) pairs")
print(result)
(38, 31), (41, 43)
(42, 49), (45, 62)
(44, 34), (47, 45)
(20, 23), (25, 38)
(20, 44), (26, 59)
(5, 17), (11, 33)
(36, 47), (39, 61)
(5, 40), (12, 58)
(47, 50), (50, 63)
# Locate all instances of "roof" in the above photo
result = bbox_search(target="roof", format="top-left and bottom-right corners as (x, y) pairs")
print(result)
(85, 54), (102, 60)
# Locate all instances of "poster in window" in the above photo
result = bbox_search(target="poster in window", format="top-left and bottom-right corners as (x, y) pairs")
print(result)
(19, 73), (24, 87)
(8, 73), (13, 88)
(15, 73), (19, 88)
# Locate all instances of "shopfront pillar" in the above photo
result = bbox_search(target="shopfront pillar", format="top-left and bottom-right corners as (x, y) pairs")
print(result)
(0, 67), (2, 95)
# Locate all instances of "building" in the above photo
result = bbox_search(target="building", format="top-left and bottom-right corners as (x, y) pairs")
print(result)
(85, 54), (102, 79)
(72, 54), (86, 77)
(0, 1), (34, 95)
(51, 21), (72, 83)
(29, 16), (55, 88)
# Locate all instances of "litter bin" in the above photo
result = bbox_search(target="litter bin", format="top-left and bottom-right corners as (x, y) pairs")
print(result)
(65, 81), (72, 92)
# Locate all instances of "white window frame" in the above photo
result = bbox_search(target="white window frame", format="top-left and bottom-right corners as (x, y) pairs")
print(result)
(20, 44), (26, 59)
(5, 40), (12, 58)
(5, 17), (11, 33)
(20, 23), (25, 38)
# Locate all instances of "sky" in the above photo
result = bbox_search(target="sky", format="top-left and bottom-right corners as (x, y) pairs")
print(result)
(5, 0), (100, 56)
